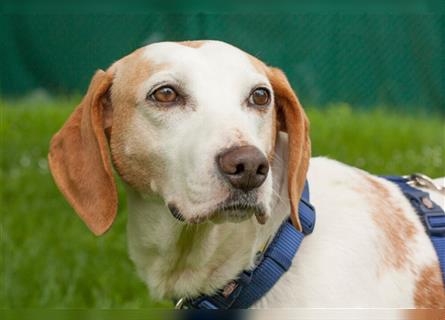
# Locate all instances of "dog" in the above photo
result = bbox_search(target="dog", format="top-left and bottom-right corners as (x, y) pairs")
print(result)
(48, 40), (445, 308)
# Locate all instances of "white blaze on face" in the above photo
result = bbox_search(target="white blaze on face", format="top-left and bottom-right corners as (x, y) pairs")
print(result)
(129, 41), (275, 221)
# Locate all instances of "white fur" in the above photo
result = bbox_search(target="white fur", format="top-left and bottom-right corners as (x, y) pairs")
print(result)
(255, 146), (441, 307)
(126, 41), (275, 222)
(127, 133), (442, 307)
(108, 41), (443, 308)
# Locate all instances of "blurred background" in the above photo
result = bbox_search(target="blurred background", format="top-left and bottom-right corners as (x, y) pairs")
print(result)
(1, 0), (444, 310)
(2, 1), (445, 111)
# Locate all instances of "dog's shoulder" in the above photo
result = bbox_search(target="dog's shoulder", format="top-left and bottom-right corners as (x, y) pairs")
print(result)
(291, 157), (445, 307)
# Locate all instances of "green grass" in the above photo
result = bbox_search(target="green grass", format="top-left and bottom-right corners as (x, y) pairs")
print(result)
(1, 98), (444, 309)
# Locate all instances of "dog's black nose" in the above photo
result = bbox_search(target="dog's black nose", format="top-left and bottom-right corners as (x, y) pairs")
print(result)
(217, 145), (269, 192)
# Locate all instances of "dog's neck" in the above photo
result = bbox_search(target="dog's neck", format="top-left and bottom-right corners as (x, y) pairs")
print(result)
(126, 135), (290, 300)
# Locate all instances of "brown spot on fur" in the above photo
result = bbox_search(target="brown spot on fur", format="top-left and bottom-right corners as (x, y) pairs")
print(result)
(404, 310), (445, 320)
(108, 50), (167, 193)
(49, 44), (169, 235)
(111, 48), (167, 99)
(48, 70), (118, 236)
(414, 263), (445, 308)
(246, 54), (268, 74)
(178, 40), (207, 48)
(266, 67), (311, 232)
(364, 175), (417, 271)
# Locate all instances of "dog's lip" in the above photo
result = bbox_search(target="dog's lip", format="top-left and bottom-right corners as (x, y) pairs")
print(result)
(167, 203), (185, 222)
(214, 203), (267, 224)
(167, 202), (267, 224)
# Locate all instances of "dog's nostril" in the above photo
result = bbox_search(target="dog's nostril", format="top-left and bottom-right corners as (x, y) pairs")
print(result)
(235, 164), (245, 175)
(257, 164), (268, 176)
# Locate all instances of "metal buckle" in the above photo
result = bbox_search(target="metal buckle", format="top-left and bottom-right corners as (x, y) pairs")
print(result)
(424, 213), (445, 237)
(405, 173), (445, 196)
(175, 297), (186, 309)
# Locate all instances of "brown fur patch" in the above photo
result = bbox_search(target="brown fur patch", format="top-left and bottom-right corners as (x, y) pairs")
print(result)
(364, 175), (418, 271)
(48, 70), (118, 236)
(178, 40), (207, 48)
(108, 50), (167, 193)
(48, 45), (169, 235)
(111, 48), (167, 99)
(414, 263), (445, 308)
(404, 310), (445, 320)
(266, 67), (311, 232)
(246, 54), (268, 74)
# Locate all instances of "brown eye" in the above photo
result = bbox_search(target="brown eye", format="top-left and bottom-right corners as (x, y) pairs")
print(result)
(249, 88), (270, 106)
(151, 86), (178, 103)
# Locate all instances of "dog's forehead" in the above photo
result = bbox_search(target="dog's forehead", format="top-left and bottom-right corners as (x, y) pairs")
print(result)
(141, 41), (266, 78)
(110, 41), (269, 104)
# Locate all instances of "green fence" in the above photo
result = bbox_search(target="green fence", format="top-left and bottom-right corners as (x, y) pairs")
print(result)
(1, 3), (444, 112)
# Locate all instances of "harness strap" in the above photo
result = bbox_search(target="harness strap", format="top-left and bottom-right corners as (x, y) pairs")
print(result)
(384, 176), (445, 286)
(181, 181), (315, 309)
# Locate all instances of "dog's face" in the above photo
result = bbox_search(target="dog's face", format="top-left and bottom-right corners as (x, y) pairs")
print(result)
(111, 41), (276, 225)
(48, 40), (310, 235)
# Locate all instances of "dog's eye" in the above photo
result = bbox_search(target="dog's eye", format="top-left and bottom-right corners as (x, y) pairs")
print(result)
(151, 86), (178, 103)
(249, 88), (270, 106)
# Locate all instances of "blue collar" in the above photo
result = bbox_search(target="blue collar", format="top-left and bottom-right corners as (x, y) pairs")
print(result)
(176, 181), (316, 309)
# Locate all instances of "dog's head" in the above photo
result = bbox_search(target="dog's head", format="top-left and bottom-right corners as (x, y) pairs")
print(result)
(48, 40), (310, 235)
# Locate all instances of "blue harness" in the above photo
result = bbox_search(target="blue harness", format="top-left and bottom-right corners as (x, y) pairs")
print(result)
(177, 182), (316, 309)
(384, 176), (445, 286)
(176, 175), (445, 309)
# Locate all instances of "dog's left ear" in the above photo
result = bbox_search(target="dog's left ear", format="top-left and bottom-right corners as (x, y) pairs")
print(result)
(267, 67), (311, 232)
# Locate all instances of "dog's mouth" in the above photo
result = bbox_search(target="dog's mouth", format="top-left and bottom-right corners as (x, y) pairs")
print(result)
(167, 192), (268, 225)
(210, 202), (267, 224)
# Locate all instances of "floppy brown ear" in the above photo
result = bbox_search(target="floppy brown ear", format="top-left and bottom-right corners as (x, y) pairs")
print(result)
(267, 67), (311, 232)
(48, 70), (117, 236)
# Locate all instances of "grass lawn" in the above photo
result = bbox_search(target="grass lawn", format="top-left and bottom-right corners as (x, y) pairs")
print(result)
(1, 97), (444, 308)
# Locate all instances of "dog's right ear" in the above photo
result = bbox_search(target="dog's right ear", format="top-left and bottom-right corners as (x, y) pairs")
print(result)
(48, 70), (117, 236)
